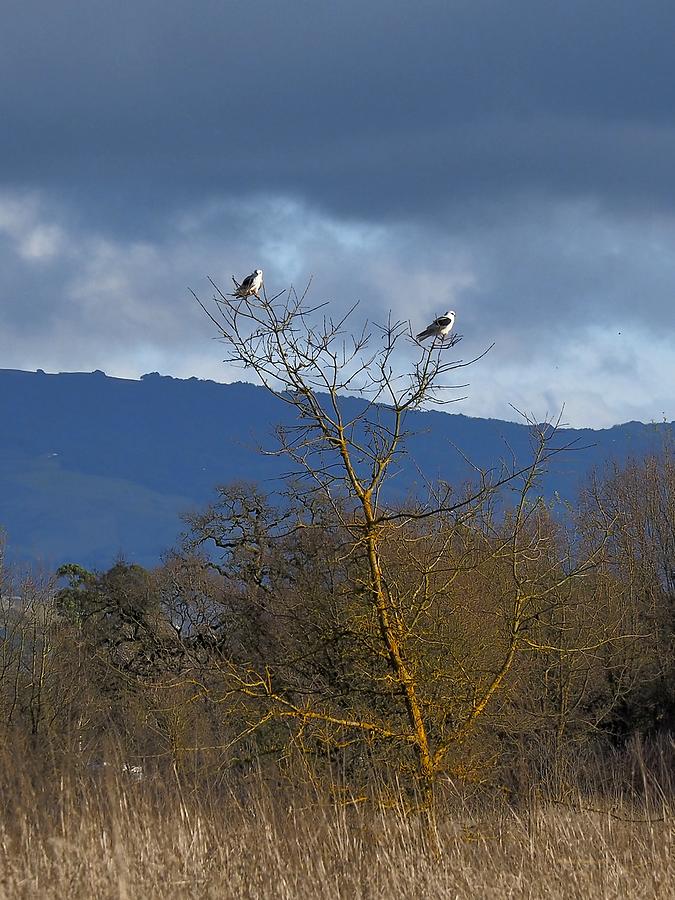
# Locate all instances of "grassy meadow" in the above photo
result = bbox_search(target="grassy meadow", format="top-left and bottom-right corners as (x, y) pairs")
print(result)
(0, 743), (672, 899)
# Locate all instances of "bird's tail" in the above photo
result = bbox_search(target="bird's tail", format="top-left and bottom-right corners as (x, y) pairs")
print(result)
(416, 328), (433, 340)
(229, 276), (247, 298)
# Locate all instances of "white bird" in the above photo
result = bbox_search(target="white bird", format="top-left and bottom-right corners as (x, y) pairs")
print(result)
(416, 310), (456, 341)
(232, 269), (263, 299)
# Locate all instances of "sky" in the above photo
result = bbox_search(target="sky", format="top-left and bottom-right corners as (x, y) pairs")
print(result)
(1, 0), (674, 428)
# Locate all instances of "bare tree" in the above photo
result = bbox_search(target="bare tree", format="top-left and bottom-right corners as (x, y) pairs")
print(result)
(188, 279), (597, 804)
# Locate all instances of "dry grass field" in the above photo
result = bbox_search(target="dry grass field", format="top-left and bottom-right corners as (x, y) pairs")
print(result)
(0, 748), (672, 900)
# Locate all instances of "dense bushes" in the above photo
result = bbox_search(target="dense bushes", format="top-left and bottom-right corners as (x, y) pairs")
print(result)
(1, 445), (673, 802)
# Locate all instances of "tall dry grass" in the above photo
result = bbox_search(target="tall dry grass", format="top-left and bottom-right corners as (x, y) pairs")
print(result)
(0, 741), (672, 899)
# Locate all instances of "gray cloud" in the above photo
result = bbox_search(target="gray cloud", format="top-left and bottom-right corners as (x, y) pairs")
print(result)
(3, 1), (675, 223)
(1, 1), (674, 428)
(1, 189), (673, 427)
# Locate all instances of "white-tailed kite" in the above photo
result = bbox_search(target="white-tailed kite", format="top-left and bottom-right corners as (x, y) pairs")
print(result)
(416, 310), (456, 341)
(232, 269), (263, 299)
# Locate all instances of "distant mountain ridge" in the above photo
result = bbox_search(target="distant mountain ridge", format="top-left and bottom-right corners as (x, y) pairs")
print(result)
(1, 368), (672, 570)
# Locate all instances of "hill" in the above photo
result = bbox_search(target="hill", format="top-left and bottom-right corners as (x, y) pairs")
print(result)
(0, 368), (671, 569)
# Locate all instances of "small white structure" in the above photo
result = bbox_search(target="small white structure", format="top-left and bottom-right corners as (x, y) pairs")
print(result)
(87, 760), (145, 782)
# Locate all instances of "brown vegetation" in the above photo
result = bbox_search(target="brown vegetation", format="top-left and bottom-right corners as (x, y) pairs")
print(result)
(0, 285), (673, 893)
(0, 741), (672, 899)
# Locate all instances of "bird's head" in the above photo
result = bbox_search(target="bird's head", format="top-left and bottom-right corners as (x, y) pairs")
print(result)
(445, 310), (456, 319)
(255, 269), (263, 276)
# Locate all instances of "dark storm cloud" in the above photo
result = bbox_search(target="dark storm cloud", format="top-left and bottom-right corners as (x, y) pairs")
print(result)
(2, 1), (675, 428)
(3, 0), (675, 226)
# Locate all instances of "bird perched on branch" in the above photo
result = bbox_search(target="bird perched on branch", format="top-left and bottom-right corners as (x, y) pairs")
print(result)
(232, 269), (263, 299)
(416, 310), (456, 341)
